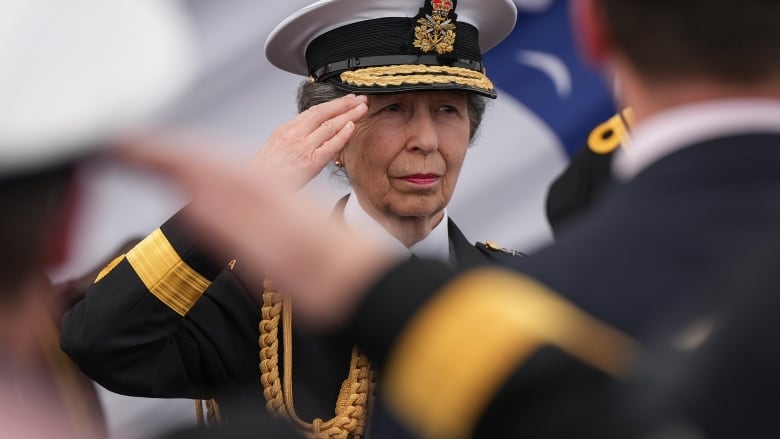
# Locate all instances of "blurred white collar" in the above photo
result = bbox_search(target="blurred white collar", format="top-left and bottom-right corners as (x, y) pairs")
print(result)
(342, 190), (451, 264)
(613, 99), (780, 181)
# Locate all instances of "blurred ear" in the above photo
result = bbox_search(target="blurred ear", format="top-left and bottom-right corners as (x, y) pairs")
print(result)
(43, 176), (80, 269)
(570, 0), (611, 65)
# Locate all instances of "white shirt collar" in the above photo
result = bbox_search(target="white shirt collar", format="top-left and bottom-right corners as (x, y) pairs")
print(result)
(613, 98), (780, 181)
(342, 190), (451, 265)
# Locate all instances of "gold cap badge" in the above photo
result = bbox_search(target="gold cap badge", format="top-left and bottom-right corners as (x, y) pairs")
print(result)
(413, 0), (458, 55)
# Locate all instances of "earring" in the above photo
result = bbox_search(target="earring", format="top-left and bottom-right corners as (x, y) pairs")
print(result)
(334, 160), (344, 168)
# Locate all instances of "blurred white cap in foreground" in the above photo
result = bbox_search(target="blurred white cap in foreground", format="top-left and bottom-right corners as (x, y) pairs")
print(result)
(0, 0), (197, 176)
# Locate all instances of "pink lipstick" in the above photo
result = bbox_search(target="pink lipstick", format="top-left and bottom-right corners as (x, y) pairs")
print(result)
(402, 174), (439, 185)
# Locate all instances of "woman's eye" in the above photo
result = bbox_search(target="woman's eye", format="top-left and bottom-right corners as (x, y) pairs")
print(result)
(384, 103), (402, 112)
(439, 105), (460, 114)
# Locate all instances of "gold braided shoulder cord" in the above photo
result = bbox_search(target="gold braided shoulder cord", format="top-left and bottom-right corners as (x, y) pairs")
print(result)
(194, 396), (224, 426)
(260, 279), (375, 439)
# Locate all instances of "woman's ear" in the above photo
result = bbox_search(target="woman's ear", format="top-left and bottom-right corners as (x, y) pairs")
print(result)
(43, 176), (81, 269)
(570, 0), (612, 66)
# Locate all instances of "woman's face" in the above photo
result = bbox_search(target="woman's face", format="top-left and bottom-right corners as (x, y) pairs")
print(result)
(340, 91), (471, 221)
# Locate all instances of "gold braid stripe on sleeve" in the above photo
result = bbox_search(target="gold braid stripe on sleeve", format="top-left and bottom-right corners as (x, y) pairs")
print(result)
(383, 267), (639, 439)
(126, 228), (211, 316)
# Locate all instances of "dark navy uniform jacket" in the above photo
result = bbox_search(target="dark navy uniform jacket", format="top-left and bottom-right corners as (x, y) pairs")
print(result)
(60, 206), (522, 426)
(344, 133), (780, 439)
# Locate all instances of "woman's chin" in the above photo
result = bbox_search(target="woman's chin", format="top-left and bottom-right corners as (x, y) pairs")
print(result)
(388, 201), (446, 220)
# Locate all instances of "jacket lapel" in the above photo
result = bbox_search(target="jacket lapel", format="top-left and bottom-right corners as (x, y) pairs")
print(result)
(448, 218), (488, 270)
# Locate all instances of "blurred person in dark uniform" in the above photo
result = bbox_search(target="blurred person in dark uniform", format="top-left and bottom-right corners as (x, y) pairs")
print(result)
(115, 0), (780, 437)
(0, 0), (196, 437)
(616, 233), (780, 439)
(545, 108), (633, 236)
(61, 1), (523, 438)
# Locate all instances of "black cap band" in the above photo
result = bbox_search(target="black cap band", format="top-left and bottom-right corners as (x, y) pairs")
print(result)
(312, 54), (485, 82)
(305, 17), (482, 78)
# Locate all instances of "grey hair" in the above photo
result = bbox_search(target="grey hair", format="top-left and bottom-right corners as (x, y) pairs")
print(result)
(296, 80), (488, 183)
(296, 80), (488, 139)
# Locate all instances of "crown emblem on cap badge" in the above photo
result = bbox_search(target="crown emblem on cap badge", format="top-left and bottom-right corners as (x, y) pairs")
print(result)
(413, 0), (457, 55)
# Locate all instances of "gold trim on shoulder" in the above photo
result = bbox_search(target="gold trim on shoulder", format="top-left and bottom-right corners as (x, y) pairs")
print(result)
(340, 64), (494, 93)
(126, 228), (211, 316)
(483, 240), (523, 256)
(587, 107), (635, 154)
(383, 267), (638, 439)
(94, 254), (126, 284)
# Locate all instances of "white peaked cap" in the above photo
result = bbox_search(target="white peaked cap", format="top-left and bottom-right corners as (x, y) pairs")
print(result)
(266, 0), (517, 76)
(0, 0), (197, 176)
(265, 0), (517, 98)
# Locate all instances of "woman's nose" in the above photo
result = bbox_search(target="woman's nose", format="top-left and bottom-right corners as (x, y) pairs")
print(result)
(406, 111), (439, 153)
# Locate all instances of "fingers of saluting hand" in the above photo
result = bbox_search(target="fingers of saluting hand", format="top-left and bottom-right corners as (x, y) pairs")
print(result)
(301, 94), (368, 154)
(255, 94), (367, 187)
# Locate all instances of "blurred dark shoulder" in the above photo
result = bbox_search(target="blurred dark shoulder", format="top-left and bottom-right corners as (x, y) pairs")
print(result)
(545, 108), (634, 236)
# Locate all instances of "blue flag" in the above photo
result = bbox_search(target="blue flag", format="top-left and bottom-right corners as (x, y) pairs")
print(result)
(485, 0), (616, 157)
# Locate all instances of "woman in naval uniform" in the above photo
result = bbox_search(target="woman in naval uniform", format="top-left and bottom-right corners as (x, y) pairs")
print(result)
(61, 0), (521, 437)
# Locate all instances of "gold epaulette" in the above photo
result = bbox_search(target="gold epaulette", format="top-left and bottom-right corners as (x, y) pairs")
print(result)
(587, 108), (634, 154)
(481, 240), (525, 256)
